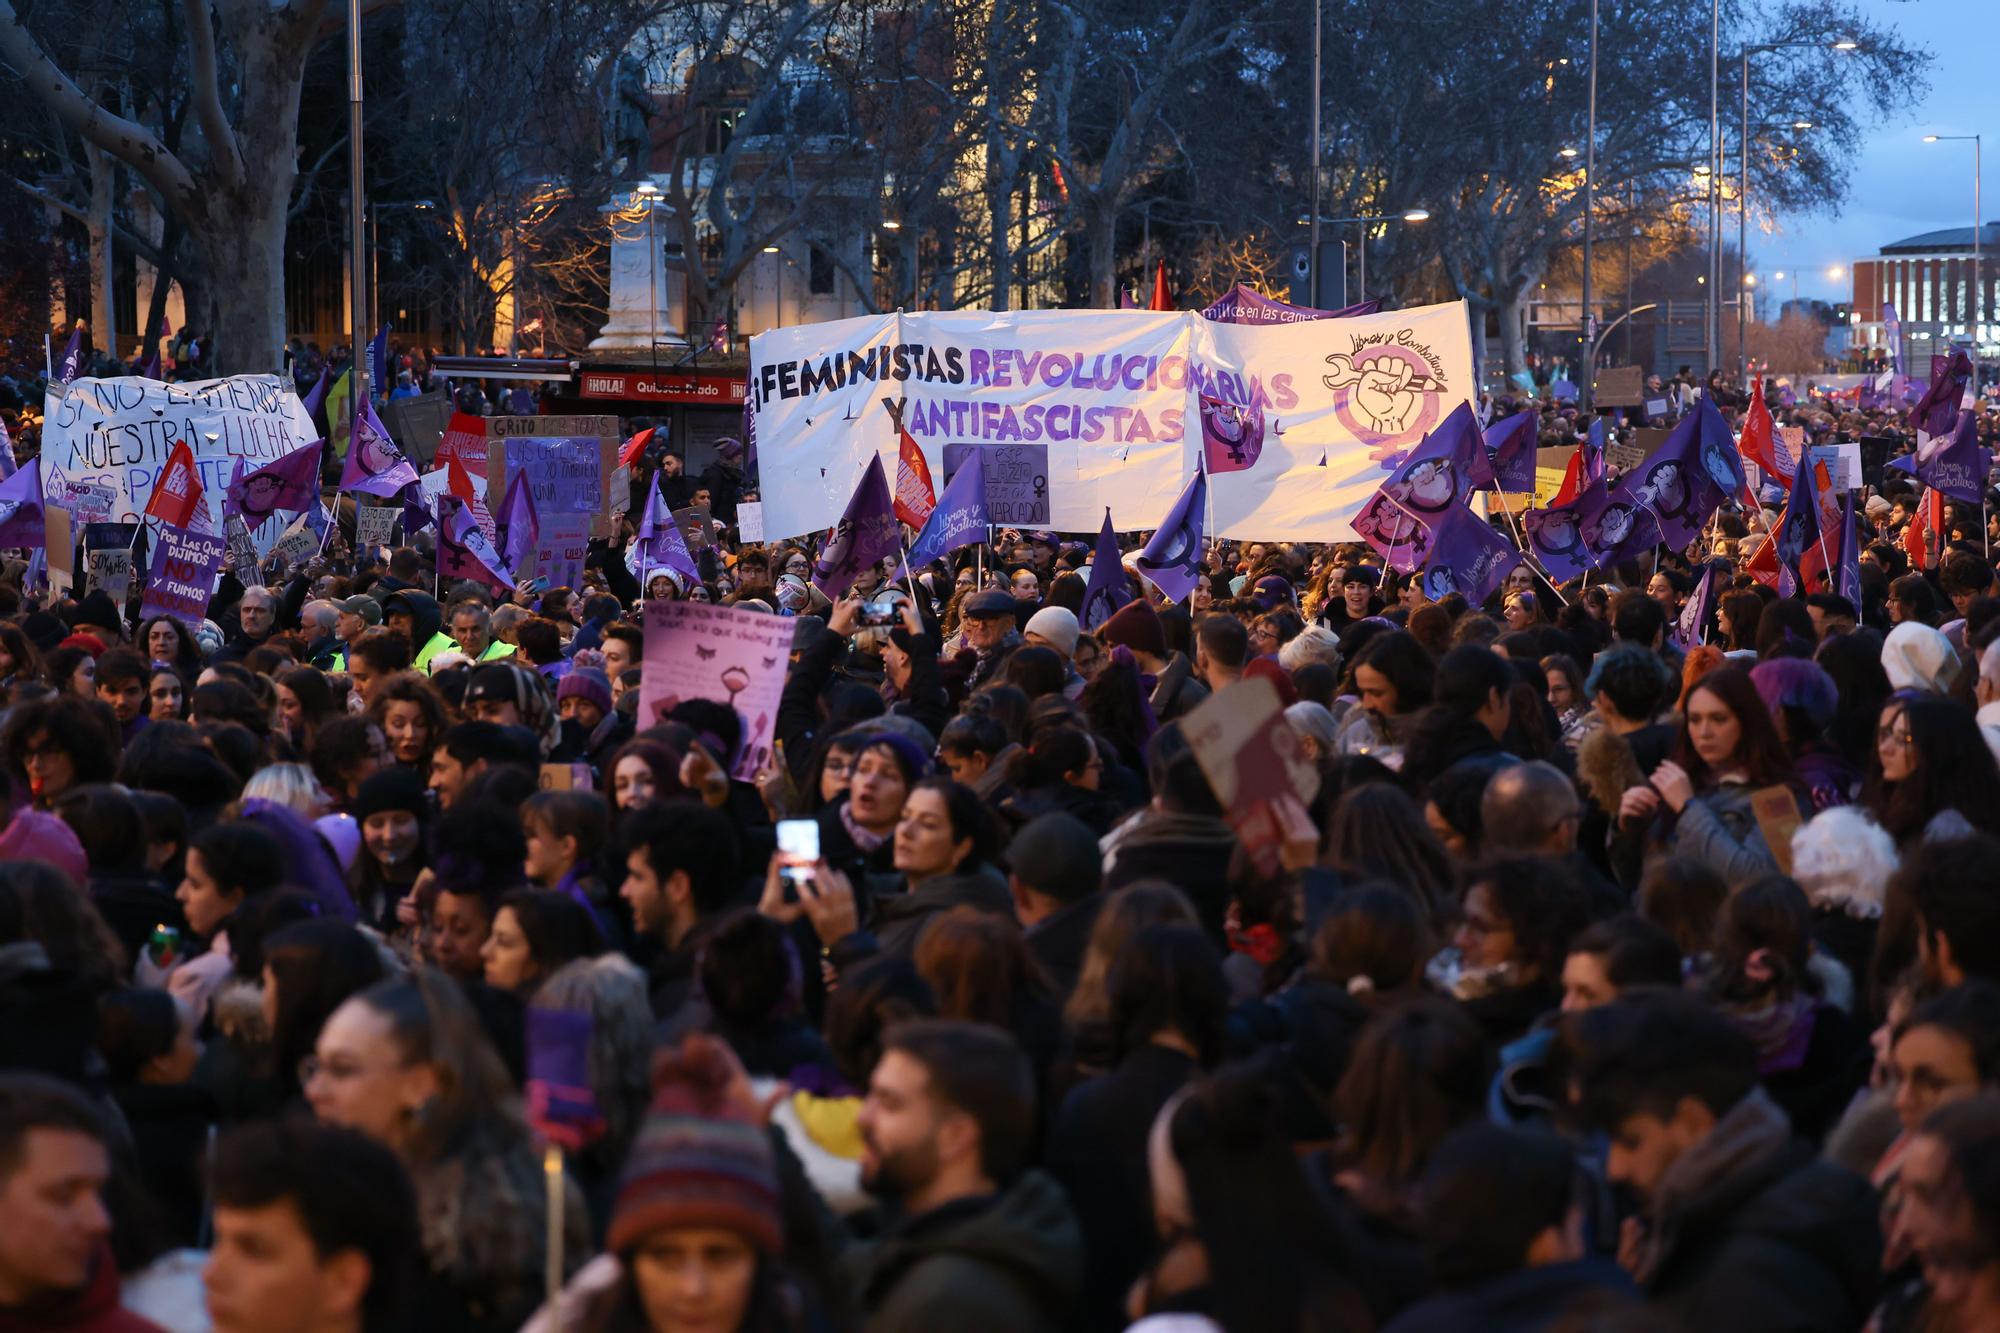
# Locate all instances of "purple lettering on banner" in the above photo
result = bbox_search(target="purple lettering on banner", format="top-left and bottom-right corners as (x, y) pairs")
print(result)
(640, 601), (800, 781)
(137, 525), (227, 628)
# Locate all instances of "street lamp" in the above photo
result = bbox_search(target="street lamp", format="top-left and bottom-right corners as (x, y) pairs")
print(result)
(1298, 211), (1430, 304)
(1737, 38), (1856, 385)
(1923, 134), (1983, 341)
(1582, 0), (1599, 405)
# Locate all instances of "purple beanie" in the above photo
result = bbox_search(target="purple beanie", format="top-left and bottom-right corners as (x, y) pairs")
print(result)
(1750, 657), (1838, 731)
(557, 669), (614, 716)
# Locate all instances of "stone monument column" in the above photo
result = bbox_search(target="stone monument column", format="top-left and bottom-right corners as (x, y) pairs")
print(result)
(589, 184), (689, 353)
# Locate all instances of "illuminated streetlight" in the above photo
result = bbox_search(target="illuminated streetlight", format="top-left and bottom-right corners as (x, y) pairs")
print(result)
(762, 245), (780, 254)
(1402, 209), (1431, 223)
(881, 219), (902, 230)
(635, 180), (659, 195)
(1743, 274), (1757, 286)
(1831, 38), (1859, 50)
(1827, 265), (1844, 279)
(1559, 147), (1580, 159)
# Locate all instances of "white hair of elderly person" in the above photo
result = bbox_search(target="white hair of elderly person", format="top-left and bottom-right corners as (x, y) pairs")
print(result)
(1790, 805), (1899, 1015)
(1278, 623), (1341, 675)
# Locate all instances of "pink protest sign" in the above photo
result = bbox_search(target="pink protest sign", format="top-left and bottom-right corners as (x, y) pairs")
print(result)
(640, 601), (798, 779)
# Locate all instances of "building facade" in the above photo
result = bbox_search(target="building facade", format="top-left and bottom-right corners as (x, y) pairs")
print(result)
(1848, 223), (1999, 365)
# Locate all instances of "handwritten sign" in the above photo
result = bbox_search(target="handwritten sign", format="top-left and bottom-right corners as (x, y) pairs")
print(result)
(268, 514), (319, 565)
(736, 501), (765, 543)
(640, 600), (799, 780)
(530, 513), (590, 590)
(1594, 365), (1646, 408)
(501, 437), (601, 515)
(86, 549), (133, 603)
(138, 526), (227, 627)
(355, 505), (399, 549)
(943, 443), (1049, 526)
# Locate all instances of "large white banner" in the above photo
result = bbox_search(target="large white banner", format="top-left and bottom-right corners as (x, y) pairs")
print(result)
(42, 375), (319, 528)
(748, 301), (1475, 541)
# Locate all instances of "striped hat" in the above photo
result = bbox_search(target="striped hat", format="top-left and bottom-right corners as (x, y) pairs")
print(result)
(607, 1034), (783, 1256)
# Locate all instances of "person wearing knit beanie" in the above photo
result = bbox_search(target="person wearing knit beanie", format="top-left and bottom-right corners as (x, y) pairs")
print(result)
(589, 1035), (785, 1329)
(1023, 605), (1080, 659)
(557, 669), (614, 729)
(1097, 600), (1166, 660)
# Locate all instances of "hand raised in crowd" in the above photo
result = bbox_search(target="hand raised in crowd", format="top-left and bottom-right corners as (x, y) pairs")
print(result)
(795, 861), (860, 946)
(827, 590), (863, 638)
(1617, 783), (1661, 829)
(1649, 759), (1694, 813)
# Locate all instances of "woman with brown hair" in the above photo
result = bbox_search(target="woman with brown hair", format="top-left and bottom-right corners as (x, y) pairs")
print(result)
(368, 671), (451, 771)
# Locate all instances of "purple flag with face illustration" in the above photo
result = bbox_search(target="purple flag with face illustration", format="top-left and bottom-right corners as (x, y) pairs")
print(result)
(340, 397), (420, 498)
(0, 458), (45, 547)
(1890, 409), (1989, 504)
(811, 455), (900, 601)
(1914, 349), (1974, 443)
(1607, 396), (1741, 556)
(1133, 468), (1207, 604)
(437, 493), (513, 588)
(1354, 400), (1484, 571)
(1417, 502), (1522, 605)
(225, 440), (324, 527)
(1523, 476), (1613, 585)
(1079, 510), (1133, 631)
(1198, 395), (1267, 474)
(1480, 410), (1538, 494)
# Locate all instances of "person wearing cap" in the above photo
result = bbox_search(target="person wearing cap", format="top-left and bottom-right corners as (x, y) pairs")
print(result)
(1097, 600), (1208, 723)
(1023, 606), (1086, 700)
(378, 589), (452, 674)
(330, 596), (381, 669)
(958, 588), (1022, 690)
(1007, 812), (1105, 999)
(463, 661), (562, 758)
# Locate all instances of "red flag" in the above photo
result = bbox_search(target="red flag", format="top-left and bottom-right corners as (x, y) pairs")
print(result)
(1906, 486), (1945, 571)
(145, 439), (204, 529)
(1148, 259), (1172, 311)
(1747, 458), (1841, 589)
(619, 426), (656, 471)
(1550, 447), (1585, 507)
(1738, 377), (1789, 481)
(893, 429), (936, 529)
(447, 451), (478, 503)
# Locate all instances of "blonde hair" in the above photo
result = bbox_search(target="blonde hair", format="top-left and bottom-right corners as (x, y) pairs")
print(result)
(242, 763), (328, 818)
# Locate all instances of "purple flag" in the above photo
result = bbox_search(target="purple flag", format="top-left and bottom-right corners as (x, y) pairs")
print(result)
(137, 349), (161, 380)
(368, 325), (391, 400)
(1198, 396), (1267, 474)
(300, 367), (332, 439)
(53, 326), (83, 387)
(499, 467), (541, 577)
(1676, 561), (1718, 650)
(901, 449), (989, 575)
(226, 440), (324, 527)
(1078, 510), (1133, 631)
(525, 1008), (604, 1150)
(1913, 349), (1974, 442)
(1607, 396), (1741, 557)
(1133, 468), (1206, 604)
(400, 482), (434, 537)
(1523, 476), (1613, 584)
(1836, 491), (1862, 608)
(0, 459), (44, 547)
(1891, 409), (1989, 504)
(1355, 400), (1484, 570)
(1480, 411), (1538, 494)
(1773, 448), (1823, 596)
(340, 397), (420, 498)
(1582, 417), (1608, 488)
(636, 481), (700, 585)
(437, 493), (513, 588)
(811, 455), (900, 600)
(1417, 502), (1523, 605)
(0, 415), (15, 480)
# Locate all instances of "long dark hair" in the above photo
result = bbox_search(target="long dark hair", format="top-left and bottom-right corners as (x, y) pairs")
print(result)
(1350, 630), (1433, 715)
(1327, 784), (1456, 932)
(1673, 665), (1792, 789)
(1867, 695), (2000, 843)
(264, 920), (387, 1097)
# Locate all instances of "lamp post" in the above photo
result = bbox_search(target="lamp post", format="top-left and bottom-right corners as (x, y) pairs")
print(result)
(1923, 133), (1982, 346)
(1299, 211), (1430, 304)
(1308, 0), (1323, 307)
(347, 0), (368, 406)
(1581, 0), (1599, 406)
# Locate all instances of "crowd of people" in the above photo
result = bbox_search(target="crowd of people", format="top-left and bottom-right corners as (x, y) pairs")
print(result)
(1, 372), (2000, 1333)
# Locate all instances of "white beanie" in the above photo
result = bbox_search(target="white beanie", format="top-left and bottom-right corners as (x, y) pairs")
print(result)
(1024, 605), (1080, 658)
(1881, 621), (1960, 696)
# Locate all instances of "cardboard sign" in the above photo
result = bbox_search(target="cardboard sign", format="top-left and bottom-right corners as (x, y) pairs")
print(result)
(45, 506), (73, 598)
(268, 514), (319, 565)
(382, 390), (452, 466)
(500, 437), (601, 515)
(1643, 397), (1671, 422)
(1752, 785), (1805, 876)
(483, 415), (619, 539)
(86, 549), (133, 602)
(355, 505), (399, 549)
(224, 514), (261, 576)
(1594, 365), (1646, 408)
(530, 513), (591, 590)
(538, 762), (594, 791)
(942, 443), (1050, 526)
(640, 601), (799, 780)
(137, 525), (227, 627)
(1179, 676), (1322, 875)
(673, 505), (715, 551)
(736, 501), (765, 544)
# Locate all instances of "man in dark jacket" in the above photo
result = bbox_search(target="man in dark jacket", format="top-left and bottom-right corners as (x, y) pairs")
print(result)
(1569, 991), (1881, 1333)
(1097, 598), (1209, 722)
(1386, 1121), (1637, 1333)
(617, 801), (744, 1022)
(957, 589), (1022, 690)
(1006, 812), (1104, 999)
(839, 1021), (1082, 1333)
(1101, 723), (1237, 946)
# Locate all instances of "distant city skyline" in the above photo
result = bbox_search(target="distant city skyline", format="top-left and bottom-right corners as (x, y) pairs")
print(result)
(1762, 0), (1994, 309)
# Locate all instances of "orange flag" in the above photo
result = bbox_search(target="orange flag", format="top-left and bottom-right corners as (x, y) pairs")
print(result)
(1148, 259), (1173, 311)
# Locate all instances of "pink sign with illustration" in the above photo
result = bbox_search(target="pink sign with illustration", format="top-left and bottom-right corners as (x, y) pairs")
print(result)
(640, 601), (799, 780)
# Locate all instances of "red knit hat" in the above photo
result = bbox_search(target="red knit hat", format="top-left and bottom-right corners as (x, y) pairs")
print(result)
(607, 1035), (783, 1256)
(1097, 599), (1166, 658)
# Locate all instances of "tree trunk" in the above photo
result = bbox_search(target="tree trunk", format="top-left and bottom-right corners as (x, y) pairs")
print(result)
(142, 216), (182, 355)
(1500, 287), (1531, 379)
(85, 142), (115, 356)
(1087, 201), (1117, 309)
(987, 163), (1012, 313)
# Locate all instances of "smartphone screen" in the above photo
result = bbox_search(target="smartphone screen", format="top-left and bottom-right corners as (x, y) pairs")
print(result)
(776, 819), (819, 883)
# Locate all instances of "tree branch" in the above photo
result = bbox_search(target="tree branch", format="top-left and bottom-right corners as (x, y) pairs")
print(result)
(0, 0), (201, 209)
(180, 0), (246, 187)
(8, 175), (171, 269)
